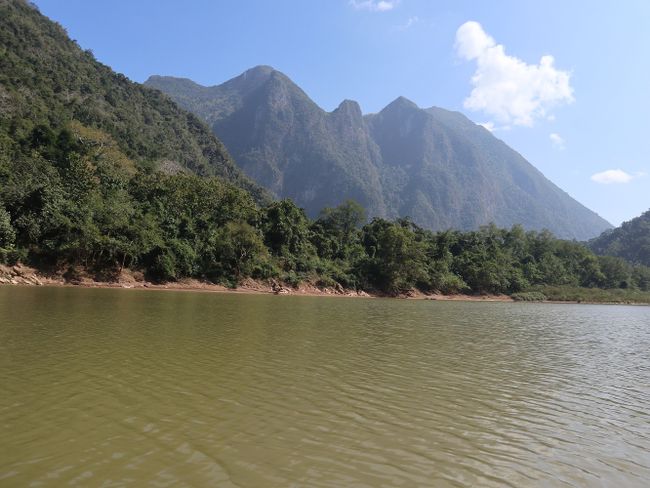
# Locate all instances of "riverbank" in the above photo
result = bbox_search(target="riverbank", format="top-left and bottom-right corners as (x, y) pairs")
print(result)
(0, 263), (515, 301)
(2, 263), (648, 304)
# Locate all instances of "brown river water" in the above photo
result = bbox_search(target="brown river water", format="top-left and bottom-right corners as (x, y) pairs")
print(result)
(1, 286), (649, 487)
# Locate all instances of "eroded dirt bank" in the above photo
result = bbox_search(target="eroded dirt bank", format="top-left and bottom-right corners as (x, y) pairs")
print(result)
(0, 263), (514, 301)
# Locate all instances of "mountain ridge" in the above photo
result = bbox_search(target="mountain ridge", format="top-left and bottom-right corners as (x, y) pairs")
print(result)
(145, 66), (612, 240)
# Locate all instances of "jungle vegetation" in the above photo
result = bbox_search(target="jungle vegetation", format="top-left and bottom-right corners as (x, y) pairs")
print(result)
(1, 123), (648, 296)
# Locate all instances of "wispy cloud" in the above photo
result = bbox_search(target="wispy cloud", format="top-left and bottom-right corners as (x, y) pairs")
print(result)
(549, 132), (565, 150)
(350, 0), (399, 12)
(455, 21), (574, 127)
(395, 16), (419, 30)
(591, 169), (646, 184)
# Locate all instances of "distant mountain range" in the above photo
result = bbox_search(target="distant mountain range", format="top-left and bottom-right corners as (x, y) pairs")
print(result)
(146, 66), (611, 240)
(590, 210), (650, 266)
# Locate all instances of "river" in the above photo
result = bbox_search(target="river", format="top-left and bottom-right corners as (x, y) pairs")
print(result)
(1, 286), (649, 487)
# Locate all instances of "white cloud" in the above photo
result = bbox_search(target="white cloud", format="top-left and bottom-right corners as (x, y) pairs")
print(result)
(350, 0), (398, 12)
(549, 132), (565, 150)
(590, 169), (644, 184)
(455, 21), (574, 127)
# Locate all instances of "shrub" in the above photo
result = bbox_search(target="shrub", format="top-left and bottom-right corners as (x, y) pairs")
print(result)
(511, 291), (547, 302)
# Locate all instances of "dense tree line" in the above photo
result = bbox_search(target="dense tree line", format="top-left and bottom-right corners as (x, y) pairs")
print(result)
(1, 122), (649, 296)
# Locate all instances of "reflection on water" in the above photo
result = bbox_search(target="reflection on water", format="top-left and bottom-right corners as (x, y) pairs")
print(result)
(1, 287), (649, 487)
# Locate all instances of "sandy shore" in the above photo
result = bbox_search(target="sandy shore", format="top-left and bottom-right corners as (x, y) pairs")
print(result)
(0, 263), (513, 301)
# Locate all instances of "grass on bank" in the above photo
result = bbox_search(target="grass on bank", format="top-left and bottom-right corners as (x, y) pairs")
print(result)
(512, 286), (650, 304)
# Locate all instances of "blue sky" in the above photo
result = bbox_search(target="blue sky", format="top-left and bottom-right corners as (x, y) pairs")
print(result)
(34, 0), (650, 226)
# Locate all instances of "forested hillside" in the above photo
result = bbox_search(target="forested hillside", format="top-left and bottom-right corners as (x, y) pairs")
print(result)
(0, 0), (263, 197)
(590, 210), (650, 266)
(146, 67), (612, 240)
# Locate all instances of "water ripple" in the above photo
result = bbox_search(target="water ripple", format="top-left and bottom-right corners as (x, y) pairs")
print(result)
(1, 288), (649, 487)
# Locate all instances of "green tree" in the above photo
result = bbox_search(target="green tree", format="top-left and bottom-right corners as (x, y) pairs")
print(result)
(312, 199), (365, 261)
(0, 206), (16, 250)
(358, 219), (427, 293)
(203, 222), (271, 282)
(598, 256), (633, 289)
(262, 199), (313, 258)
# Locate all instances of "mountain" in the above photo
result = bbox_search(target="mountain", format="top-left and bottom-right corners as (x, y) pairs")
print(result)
(590, 210), (650, 266)
(0, 0), (264, 200)
(147, 68), (388, 218)
(146, 67), (612, 240)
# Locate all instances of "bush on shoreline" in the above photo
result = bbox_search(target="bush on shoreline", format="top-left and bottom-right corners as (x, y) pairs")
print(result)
(511, 291), (547, 302)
